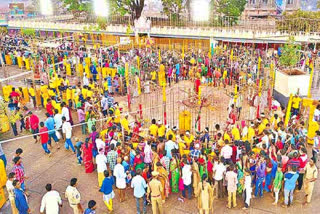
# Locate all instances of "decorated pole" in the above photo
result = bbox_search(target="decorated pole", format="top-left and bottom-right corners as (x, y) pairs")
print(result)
(284, 94), (293, 127)
(125, 63), (130, 111)
(308, 61), (314, 98)
(163, 85), (167, 125)
(256, 79), (262, 118)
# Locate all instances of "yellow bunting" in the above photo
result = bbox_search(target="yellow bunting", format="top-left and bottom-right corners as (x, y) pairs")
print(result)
(137, 56), (140, 69)
(258, 56), (262, 71)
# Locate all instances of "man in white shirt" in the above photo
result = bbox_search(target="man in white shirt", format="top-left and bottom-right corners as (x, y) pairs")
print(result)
(131, 169), (147, 214)
(213, 157), (226, 198)
(6, 172), (18, 214)
(113, 157), (127, 202)
(62, 116), (75, 153)
(83, 73), (89, 86)
(54, 109), (63, 141)
(96, 148), (108, 187)
(181, 160), (192, 200)
(61, 102), (70, 122)
(221, 142), (232, 163)
(40, 183), (62, 214)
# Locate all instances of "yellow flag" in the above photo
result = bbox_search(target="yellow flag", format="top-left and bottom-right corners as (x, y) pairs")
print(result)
(137, 77), (141, 95)
(230, 49), (233, 61)
(258, 56), (262, 70)
(162, 85), (166, 102)
(182, 42), (185, 59)
(125, 63), (129, 86)
(198, 86), (202, 105)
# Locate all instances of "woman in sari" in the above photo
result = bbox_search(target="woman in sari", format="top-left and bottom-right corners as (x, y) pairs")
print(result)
(82, 138), (94, 173)
(192, 161), (201, 197)
(133, 153), (145, 172)
(170, 156), (180, 193)
(236, 155), (244, 194)
(156, 162), (169, 201)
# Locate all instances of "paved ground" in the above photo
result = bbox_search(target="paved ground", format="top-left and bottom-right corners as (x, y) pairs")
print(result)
(1, 65), (320, 213)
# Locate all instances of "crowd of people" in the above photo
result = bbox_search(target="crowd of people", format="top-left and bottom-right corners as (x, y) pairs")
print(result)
(0, 34), (319, 214)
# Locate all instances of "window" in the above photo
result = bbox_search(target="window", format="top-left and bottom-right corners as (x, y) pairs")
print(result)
(250, 0), (256, 4)
(262, 0), (268, 4)
(287, 0), (294, 4)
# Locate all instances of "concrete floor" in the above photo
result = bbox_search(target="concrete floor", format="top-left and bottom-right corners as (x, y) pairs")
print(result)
(1, 66), (320, 214)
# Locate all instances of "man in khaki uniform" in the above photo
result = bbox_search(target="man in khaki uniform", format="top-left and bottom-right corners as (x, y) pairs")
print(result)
(304, 157), (318, 204)
(65, 178), (83, 214)
(147, 171), (163, 214)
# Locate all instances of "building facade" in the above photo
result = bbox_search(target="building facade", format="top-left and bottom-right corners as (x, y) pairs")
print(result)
(243, 0), (301, 18)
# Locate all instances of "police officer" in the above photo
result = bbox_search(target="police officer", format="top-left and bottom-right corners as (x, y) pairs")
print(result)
(147, 171), (163, 214)
(65, 178), (83, 214)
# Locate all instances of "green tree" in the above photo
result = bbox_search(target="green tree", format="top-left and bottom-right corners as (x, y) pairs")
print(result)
(110, 0), (145, 20)
(279, 36), (301, 68)
(277, 9), (320, 33)
(63, 0), (92, 17)
(214, 0), (247, 17)
(161, 0), (184, 20)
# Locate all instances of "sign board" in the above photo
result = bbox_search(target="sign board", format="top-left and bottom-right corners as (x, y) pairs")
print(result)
(0, 14), (7, 26)
(120, 37), (131, 45)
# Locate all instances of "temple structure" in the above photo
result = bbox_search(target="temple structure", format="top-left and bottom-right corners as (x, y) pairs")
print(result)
(243, 0), (301, 18)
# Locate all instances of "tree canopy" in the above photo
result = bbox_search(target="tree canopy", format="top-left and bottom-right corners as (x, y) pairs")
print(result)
(279, 36), (301, 68)
(213, 0), (247, 18)
(110, 0), (145, 20)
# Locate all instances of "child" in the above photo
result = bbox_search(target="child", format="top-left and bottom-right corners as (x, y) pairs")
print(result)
(75, 137), (83, 165)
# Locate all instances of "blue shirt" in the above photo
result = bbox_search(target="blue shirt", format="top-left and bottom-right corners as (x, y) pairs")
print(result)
(131, 175), (147, 198)
(84, 208), (96, 214)
(100, 177), (114, 195)
(45, 117), (55, 134)
(90, 65), (98, 74)
(14, 188), (29, 213)
(256, 162), (266, 178)
(175, 64), (180, 75)
(284, 172), (299, 190)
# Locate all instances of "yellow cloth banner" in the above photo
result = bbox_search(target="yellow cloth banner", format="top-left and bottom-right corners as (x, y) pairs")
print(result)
(66, 63), (71, 76)
(17, 56), (23, 68)
(25, 58), (30, 70)
(78, 63), (84, 77)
